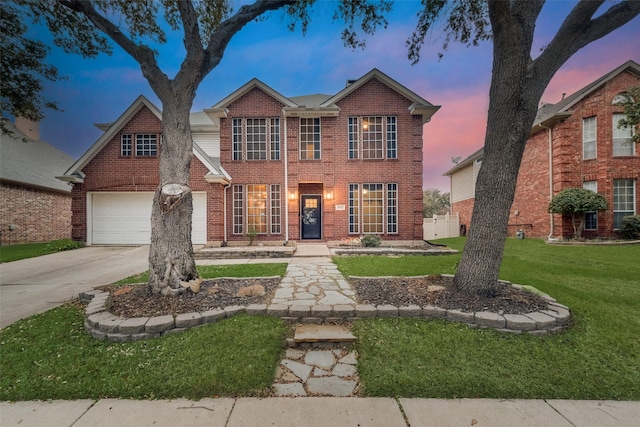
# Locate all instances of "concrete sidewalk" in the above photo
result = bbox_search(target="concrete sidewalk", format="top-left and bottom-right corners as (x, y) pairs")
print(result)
(2, 397), (639, 427)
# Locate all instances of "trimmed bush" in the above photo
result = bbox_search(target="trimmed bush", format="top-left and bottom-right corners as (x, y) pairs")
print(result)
(620, 215), (640, 239)
(361, 234), (382, 247)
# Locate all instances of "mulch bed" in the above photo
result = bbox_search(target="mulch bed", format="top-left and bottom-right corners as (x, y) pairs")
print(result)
(352, 275), (549, 314)
(102, 277), (280, 318)
(101, 275), (549, 318)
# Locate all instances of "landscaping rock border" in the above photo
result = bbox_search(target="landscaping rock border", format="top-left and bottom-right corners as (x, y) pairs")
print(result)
(80, 277), (570, 342)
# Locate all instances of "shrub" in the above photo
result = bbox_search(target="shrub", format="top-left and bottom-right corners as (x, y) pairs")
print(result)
(620, 215), (640, 239)
(46, 239), (85, 252)
(361, 234), (382, 247)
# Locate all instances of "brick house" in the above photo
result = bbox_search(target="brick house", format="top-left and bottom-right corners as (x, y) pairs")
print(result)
(445, 60), (640, 239)
(59, 69), (440, 245)
(1, 118), (74, 245)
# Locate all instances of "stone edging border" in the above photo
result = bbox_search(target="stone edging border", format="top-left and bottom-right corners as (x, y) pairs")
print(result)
(80, 274), (570, 342)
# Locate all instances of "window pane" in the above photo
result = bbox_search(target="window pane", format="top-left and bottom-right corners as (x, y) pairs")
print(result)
(613, 179), (636, 229)
(362, 116), (383, 159)
(362, 183), (383, 233)
(246, 118), (267, 160)
(233, 185), (243, 235)
(582, 117), (596, 160)
(247, 184), (267, 233)
(270, 184), (281, 234)
(136, 134), (157, 156)
(386, 116), (397, 159)
(613, 113), (634, 156)
(121, 134), (132, 156)
(348, 117), (358, 159)
(349, 184), (359, 234)
(583, 181), (598, 230)
(300, 118), (321, 160)
(270, 118), (280, 160)
(232, 118), (242, 161)
(387, 183), (398, 233)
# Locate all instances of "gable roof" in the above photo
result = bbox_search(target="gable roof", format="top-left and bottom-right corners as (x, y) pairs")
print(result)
(322, 68), (440, 124)
(1, 122), (74, 193)
(531, 60), (640, 134)
(205, 69), (440, 122)
(58, 95), (230, 184)
(445, 60), (640, 176)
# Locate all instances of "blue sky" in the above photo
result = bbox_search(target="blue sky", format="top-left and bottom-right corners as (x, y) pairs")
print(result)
(33, 1), (640, 192)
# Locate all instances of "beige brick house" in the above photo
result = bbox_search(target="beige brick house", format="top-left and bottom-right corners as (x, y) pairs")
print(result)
(1, 118), (74, 245)
(59, 69), (440, 245)
(445, 60), (640, 239)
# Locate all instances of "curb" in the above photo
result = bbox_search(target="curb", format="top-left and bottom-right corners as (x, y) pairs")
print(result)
(80, 277), (570, 342)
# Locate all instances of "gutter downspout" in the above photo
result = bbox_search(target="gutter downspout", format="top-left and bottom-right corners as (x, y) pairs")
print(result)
(223, 182), (231, 244)
(283, 109), (289, 243)
(541, 124), (554, 240)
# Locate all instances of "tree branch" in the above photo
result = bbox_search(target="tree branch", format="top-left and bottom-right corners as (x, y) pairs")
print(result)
(177, 1), (204, 54)
(58, 0), (171, 94)
(203, 0), (295, 74)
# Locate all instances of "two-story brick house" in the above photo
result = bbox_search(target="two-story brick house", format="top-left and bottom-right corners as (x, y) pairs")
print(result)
(59, 69), (440, 245)
(445, 60), (639, 239)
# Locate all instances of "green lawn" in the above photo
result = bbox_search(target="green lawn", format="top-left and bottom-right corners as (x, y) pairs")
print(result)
(0, 239), (84, 263)
(345, 238), (640, 400)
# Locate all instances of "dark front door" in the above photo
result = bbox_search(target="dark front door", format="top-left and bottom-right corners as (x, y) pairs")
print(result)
(301, 195), (322, 239)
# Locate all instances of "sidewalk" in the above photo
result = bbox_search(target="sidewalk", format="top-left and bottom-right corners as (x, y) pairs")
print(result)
(2, 397), (638, 426)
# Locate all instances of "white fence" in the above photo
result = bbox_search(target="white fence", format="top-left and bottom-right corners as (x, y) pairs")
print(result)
(423, 213), (460, 241)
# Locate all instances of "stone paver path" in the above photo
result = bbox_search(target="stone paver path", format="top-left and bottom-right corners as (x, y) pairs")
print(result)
(273, 347), (359, 397)
(271, 259), (357, 306)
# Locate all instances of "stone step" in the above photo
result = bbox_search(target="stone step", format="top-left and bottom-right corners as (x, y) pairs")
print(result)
(294, 324), (356, 343)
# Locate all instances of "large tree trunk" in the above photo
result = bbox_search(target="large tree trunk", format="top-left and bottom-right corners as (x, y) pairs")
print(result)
(148, 92), (200, 295)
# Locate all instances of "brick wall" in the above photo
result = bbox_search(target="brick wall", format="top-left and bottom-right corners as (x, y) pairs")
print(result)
(1, 183), (71, 244)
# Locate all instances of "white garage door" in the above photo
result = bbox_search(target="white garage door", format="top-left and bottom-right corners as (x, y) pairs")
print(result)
(90, 192), (206, 245)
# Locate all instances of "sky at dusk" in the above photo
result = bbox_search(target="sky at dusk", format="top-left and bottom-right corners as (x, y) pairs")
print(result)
(31, 1), (640, 192)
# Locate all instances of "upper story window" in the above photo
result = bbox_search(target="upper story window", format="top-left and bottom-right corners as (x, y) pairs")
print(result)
(136, 134), (158, 157)
(348, 116), (397, 160)
(300, 117), (321, 160)
(121, 133), (157, 157)
(582, 116), (596, 160)
(232, 117), (280, 161)
(613, 113), (635, 157)
(121, 134), (132, 156)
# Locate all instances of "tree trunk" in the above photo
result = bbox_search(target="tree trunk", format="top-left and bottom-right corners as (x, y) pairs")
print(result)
(148, 92), (199, 295)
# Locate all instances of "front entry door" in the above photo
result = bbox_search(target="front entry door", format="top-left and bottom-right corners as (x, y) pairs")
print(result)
(301, 195), (322, 239)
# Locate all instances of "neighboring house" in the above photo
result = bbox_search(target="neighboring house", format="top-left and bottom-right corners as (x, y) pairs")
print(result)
(0, 118), (74, 245)
(445, 60), (640, 239)
(59, 69), (440, 245)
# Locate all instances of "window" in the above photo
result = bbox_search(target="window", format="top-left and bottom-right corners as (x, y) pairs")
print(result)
(270, 184), (281, 234)
(348, 184), (359, 234)
(348, 115), (397, 159)
(349, 183), (398, 234)
(232, 118), (280, 161)
(270, 118), (280, 160)
(121, 134), (132, 156)
(300, 118), (321, 160)
(582, 116), (596, 160)
(136, 134), (157, 156)
(232, 118), (242, 161)
(233, 185), (244, 235)
(233, 183), (281, 236)
(247, 184), (267, 233)
(583, 181), (598, 231)
(613, 113), (634, 156)
(613, 179), (636, 230)
(387, 183), (398, 234)
(246, 118), (267, 160)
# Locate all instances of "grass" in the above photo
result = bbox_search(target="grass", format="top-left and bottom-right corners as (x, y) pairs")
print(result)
(114, 263), (289, 285)
(0, 307), (286, 400)
(0, 239), (84, 263)
(346, 237), (640, 399)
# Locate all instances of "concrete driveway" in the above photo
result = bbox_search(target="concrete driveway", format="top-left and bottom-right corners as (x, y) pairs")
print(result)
(0, 246), (149, 329)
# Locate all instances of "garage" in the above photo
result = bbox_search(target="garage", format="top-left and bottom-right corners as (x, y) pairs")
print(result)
(89, 192), (207, 245)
